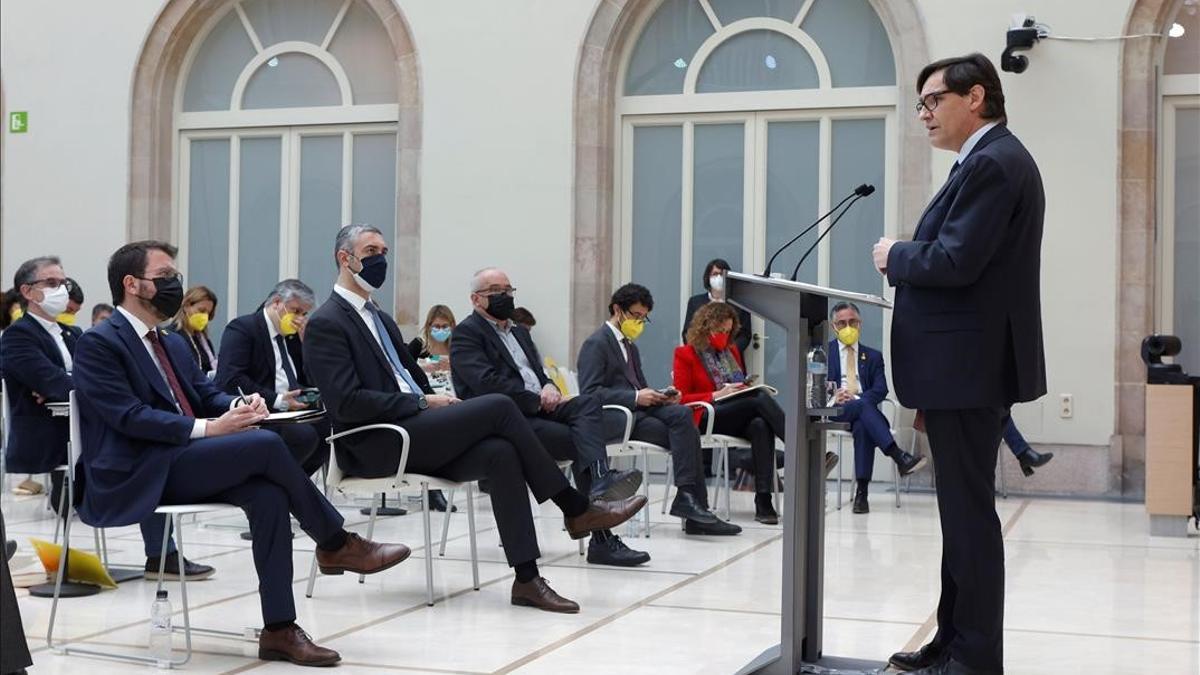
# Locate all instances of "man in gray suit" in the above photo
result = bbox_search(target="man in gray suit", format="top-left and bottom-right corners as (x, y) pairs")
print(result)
(577, 283), (740, 536)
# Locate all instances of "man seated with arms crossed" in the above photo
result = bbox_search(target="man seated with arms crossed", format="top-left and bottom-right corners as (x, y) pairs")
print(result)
(73, 241), (410, 667)
(451, 267), (649, 567)
(827, 301), (927, 514)
(303, 225), (647, 612)
(578, 283), (740, 536)
(1, 256), (210, 577)
(216, 279), (329, 477)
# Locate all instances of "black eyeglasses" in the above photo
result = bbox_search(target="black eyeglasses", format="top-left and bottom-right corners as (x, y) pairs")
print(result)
(28, 278), (76, 291)
(915, 89), (952, 114)
(134, 272), (184, 284)
(475, 286), (516, 296)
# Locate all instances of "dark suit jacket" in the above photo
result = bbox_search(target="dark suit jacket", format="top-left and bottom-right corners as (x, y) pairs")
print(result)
(184, 331), (217, 373)
(302, 290), (434, 478)
(0, 315), (80, 473)
(826, 339), (888, 408)
(886, 124), (1046, 409)
(682, 293), (752, 354)
(577, 324), (645, 409)
(72, 309), (236, 526)
(214, 311), (310, 402)
(450, 312), (550, 415)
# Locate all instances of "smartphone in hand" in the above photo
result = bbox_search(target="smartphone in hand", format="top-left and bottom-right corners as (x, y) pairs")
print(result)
(659, 386), (680, 397)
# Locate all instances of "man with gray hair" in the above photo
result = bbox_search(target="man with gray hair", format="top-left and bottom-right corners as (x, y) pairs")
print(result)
(216, 278), (328, 476)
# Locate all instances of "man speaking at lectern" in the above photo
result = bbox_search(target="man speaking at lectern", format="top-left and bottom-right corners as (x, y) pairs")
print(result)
(873, 54), (1046, 675)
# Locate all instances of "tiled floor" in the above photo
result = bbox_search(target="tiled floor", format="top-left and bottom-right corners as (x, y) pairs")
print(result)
(3, 481), (1197, 674)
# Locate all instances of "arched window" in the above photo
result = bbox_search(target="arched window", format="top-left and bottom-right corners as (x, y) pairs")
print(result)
(175, 0), (403, 340)
(1158, 1), (1200, 374)
(616, 0), (898, 399)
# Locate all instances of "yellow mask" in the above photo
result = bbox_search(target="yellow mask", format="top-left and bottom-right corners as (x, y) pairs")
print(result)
(279, 312), (300, 337)
(9, 306), (23, 322)
(56, 312), (77, 326)
(619, 317), (644, 341)
(837, 326), (859, 346)
(187, 312), (209, 332)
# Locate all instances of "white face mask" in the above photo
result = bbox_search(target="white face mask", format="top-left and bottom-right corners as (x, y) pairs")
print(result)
(709, 274), (725, 293)
(38, 285), (70, 317)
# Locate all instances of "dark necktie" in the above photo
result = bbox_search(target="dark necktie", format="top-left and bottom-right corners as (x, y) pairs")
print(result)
(146, 330), (195, 417)
(273, 335), (299, 390)
(949, 161), (960, 178)
(622, 338), (643, 388)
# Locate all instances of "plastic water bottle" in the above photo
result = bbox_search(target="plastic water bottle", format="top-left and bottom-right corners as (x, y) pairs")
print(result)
(149, 589), (172, 665)
(806, 344), (827, 410)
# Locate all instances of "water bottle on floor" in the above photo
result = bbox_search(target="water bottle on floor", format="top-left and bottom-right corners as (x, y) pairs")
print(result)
(806, 344), (827, 410)
(149, 589), (172, 666)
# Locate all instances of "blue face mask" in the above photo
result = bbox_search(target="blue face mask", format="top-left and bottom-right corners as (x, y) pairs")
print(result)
(430, 327), (452, 343)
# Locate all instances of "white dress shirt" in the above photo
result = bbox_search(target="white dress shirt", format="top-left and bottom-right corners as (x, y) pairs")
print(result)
(956, 121), (999, 166)
(606, 321), (630, 362)
(30, 312), (73, 371)
(116, 306), (208, 438)
(333, 283), (414, 393)
(264, 308), (300, 411)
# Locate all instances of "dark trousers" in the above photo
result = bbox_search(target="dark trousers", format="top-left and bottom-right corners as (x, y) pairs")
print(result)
(0, 511), (33, 674)
(158, 430), (346, 626)
(527, 393), (608, 495)
(51, 463), (178, 558)
(925, 407), (1007, 672)
(834, 399), (898, 480)
(391, 394), (570, 567)
(703, 390), (784, 493)
(603, 403), (706, 504)
(266, 419), (332, 477)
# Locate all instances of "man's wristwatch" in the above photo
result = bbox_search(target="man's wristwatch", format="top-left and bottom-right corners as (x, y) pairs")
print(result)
(417, 394), (429, 410)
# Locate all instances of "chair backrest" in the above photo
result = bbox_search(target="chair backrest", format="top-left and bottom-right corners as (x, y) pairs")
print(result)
(1, 378), (10, 452)
(880, 399), (899, 431)
(68, 391), (82, 467)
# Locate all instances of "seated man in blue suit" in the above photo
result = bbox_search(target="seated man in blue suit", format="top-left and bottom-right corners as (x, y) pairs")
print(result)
(827, 301), (926, 514)
(73, 240), (411, 667)
(215, 278), (329, 477)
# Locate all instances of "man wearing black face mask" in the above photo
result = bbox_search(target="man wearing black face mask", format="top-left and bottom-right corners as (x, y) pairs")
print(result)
(451, 267), (649, 567)
(304, 225), (648, 611)
(72, 240), (412, 667)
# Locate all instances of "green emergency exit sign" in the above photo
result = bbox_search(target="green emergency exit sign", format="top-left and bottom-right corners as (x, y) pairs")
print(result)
(8, 112), (28, 133)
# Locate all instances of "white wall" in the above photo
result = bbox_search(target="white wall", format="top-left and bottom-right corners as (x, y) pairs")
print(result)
(0, 0), (1135, 449)
(1, 0), (165, 322)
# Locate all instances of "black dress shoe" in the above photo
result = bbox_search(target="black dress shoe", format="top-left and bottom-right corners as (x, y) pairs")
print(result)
(589, 468), (643, 502)
(889, 642), (947, 672)
(669, 489), (717, 523)
(428, 489), (457, 512)
(754, 493), (779, 525)
(852, 489), (869, 514)
(894, 450), (928, 476)
(587, 530), (650, 566)
(684, 517), (742, 536)
(1017, 448), (1054, 476)
(145, 552), (216, 581)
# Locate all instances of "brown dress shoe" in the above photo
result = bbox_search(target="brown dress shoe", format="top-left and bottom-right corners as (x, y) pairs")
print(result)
(258, 624), (340, 667)
(315, 532), (411, 575)
(511, 577), (580, 613)
(564, 495), (648, 539)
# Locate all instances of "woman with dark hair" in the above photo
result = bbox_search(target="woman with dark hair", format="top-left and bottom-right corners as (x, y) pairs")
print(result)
(681, 258), (752, 354)
(674, 303), (837, 524)
(171, 285), (219, 377)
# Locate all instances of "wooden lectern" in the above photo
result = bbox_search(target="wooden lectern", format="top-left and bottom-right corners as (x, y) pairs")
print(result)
(725, 271), (892, 675)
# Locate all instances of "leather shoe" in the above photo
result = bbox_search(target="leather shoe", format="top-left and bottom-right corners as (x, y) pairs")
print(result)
(588, 468), (643, 502)
(428, 489), (457, 512)
(511, 576), (579, 613)
(852, 489), (869, 514)
(315, 532), (411, 575)
(587, 530), (650, 566)
(1017, 448), (1054, 477)
(669, 489), (717, 523)
(894, 450), (928, 476)
(889, 642), (947, 672)
(564, 495), (647, 539)
(684, 517), (742, 536)
(258, 623), (340, 667)
(144, 552), (215, 581)
(908, 657), (998, 674)
(754, 493), (779, 525)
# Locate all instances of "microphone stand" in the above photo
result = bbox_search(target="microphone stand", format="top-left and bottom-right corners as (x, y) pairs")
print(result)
(790, 195), (866, 282)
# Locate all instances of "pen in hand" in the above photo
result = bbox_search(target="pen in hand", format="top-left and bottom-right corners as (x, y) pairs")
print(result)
(236, 386), (248, 408)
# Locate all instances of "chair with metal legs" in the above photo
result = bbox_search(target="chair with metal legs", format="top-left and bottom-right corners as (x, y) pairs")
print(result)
(304, 423), (479, 607)
(603, 404), (669, 538)
(832, 399), (904, 509)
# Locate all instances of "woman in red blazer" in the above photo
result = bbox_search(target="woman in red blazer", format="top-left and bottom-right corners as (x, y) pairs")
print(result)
(673, 302), (786, 524)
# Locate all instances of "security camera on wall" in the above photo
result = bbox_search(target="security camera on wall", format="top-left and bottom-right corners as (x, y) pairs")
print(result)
(1002, 14), (1041, 73)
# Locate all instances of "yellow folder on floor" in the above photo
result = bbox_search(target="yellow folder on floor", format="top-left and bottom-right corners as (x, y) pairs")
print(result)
(29, 537), (118, 589)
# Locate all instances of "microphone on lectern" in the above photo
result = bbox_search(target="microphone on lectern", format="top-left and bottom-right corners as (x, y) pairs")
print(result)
(761, 184), (875, 278)
(789, 185), (876, 281)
